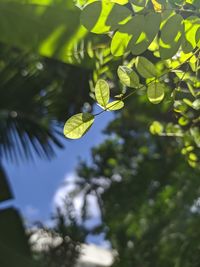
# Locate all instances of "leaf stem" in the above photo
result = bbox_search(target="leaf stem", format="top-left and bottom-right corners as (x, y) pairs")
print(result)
(94, 48), (199, 117)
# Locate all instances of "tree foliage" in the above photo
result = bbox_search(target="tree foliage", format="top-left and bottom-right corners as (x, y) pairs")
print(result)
(64, 0), (200, 168)
(75, 93), (200, 267)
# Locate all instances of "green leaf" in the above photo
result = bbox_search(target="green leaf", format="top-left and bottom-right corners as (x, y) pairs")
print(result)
(111, 15), (144, 56)
(0, 1), (87, 65)
(106, 100), (124, 110)
(159, 14), (184, 59)
(147, 82), (165, 104)
(182, 16), (200, 53)
(95, 79), (110, 108)
(80, 1), (131, 34)
(63, 113), (94, 139)
(128, 12), (161, 55)
(111, 31), (132, 57)
(117, 66), (140, 88)
(131, 0), (148, 7)
(196, 27), (200, 47)
(136, 57), (157, 78)
(192, 99), (200, 110)
(149, 121), (163, 134)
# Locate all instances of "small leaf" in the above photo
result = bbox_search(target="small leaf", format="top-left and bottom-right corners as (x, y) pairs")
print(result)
(149, 121), (163, 134)
(151, 0), (162, 12)
(192, 99), (200, 110)
(147, 82), (165, 104)
(136, 56), (157, 78)
(115, 94), (124, 98)
(106, 100), (124, 110)
(63, 113), (94, 139)
(117, 66), (140, 88)
(95, 79), (110, 108)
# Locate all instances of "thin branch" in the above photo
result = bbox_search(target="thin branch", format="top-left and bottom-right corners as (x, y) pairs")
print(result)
(94, 48), (200, 117)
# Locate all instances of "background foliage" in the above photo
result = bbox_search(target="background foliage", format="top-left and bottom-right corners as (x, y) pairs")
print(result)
(0, 0), (200, 267)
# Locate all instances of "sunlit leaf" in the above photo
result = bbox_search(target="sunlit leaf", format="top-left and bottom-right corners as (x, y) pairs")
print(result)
(159, 14), (184, 59)
(80, 1), (131, 34)
(182, 16), (200, 53)
(117, 66), (140, 88)
(112, 0), (129, 4)
(136, 56), (157, 78)
(192, 99), (200, 110)
(95, 79), (110, 108)
(63, 113), (94, 139)
(128, 12), (161, 55)
(106, 100), (124, 110)
(147, 82), (165, 104)
(151, 0), (162, 12)
(111, 15), (144, 56)
(149, 121), (163, 134)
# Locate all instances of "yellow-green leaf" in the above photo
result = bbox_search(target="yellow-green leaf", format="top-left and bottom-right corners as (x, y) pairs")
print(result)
(128, 12), (161, 55)
(63, 113), (94, 139)
(80, 1), (131, 34)
(149, 121), (163, 134)
(147, 82), (165, 104)
(117, 66), (140, 88)
(136, 56), (157, 78)
(159, 14), (184, 59)
(106, 100), (124, 110)
(111, 15), (144, 56)
(95, 79), (110, 108)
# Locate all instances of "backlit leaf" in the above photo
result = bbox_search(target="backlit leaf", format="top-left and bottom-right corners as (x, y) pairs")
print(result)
(128, 12), (161, 55)
(136, 56), (157, 78)
(117, 66), (140, 88)
(149, 121), (163, 134)
(182, 16), (200, 53)
(111, 15), (144, 56)
(151, 0), (162, 12)
(95, 79), (110, 108)
(159, 14), (184, 59)
(106, 100), (124, 110)
(80, 1), (131, 34)
(147, 82), (165, 104)
(63, 113), (94, 139)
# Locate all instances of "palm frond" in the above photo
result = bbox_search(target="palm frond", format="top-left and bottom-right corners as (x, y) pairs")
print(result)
(0, 43), (92, 161)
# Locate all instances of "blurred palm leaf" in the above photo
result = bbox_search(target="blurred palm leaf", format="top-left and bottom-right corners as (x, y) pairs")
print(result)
(0, 43), (92, 161)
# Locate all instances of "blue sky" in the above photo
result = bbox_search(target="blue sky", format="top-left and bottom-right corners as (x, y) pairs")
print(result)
(2, 110), (113, 228)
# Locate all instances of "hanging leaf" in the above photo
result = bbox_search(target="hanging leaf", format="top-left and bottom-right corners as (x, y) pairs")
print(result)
(117, 66), (140, 88)
(106, 100), (124, 110)
(111, 15), (144, 56)
(159, 14), (184, 59)
(147, 82), (165, 104)
(128, 12), (161, 55)
(80, 1), (131, 34)
(63, 113), (95, 139)
(136, 56), (157, 78)
(182, 16), (200, 53)
(95, 79), (110, 108)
